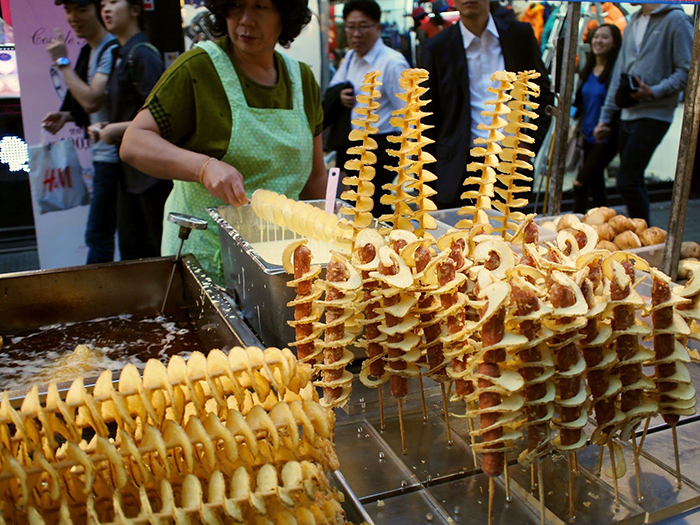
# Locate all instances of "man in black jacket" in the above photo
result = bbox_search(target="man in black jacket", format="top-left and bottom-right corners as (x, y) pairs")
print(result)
(420, 0), (553, 209)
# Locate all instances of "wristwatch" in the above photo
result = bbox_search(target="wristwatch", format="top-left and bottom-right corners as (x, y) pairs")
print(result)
(56, 57), (70, 68)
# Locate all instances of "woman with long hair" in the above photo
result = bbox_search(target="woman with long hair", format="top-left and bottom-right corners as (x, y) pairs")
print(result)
(572, 23), (622, 214)
(120, 0), (326, 283)
(88, 0), (171, 260)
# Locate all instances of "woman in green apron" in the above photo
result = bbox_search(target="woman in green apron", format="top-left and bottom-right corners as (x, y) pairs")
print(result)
(120, 0), (327, 283)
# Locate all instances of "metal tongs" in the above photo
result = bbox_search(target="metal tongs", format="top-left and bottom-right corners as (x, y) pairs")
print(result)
(160, 212), (208, 314)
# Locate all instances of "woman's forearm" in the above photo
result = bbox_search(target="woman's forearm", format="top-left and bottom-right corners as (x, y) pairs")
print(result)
(121, 113), (207, 184)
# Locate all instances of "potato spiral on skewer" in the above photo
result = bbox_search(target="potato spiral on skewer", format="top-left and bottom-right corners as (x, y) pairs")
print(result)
(457, 71), (514, 229)
(340, 71), (382, 245)
(380, 68), (437, 237)
(494, 70), (540, 241)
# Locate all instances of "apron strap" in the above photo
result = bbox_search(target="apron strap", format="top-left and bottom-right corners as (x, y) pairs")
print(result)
(195, 40), (246, 109)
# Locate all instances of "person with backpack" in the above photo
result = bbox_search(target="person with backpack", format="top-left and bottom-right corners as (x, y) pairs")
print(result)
(42, 0), (119, 264)
(88, 0), (171, 260)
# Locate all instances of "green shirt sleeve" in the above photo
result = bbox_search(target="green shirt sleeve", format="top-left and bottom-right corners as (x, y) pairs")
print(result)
(144, 47), (231, 160)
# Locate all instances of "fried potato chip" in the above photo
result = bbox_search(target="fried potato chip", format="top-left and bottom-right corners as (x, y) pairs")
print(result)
(203, 413), (239, 468)
(140, 423), (170, 479)
(185, 416), (216, 471)
(269, 403), (299, 449)
(163, 420), (194, 475)
(246, 406), (279, 451)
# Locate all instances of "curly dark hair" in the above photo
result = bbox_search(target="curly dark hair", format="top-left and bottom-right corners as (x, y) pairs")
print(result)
(204, 0), (312, 48)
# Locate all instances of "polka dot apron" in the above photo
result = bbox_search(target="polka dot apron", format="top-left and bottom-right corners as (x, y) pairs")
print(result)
(161, 41), (313, 284)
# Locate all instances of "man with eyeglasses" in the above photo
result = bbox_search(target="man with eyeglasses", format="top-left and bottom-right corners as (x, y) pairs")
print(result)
(420, 0), (553, 209)
(323, 0), (409, 218)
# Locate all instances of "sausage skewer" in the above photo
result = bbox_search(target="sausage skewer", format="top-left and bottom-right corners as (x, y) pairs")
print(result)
(466, 259), (525, 525)
(354, 230), (390, 429)
(315, 253), (362, 409)
(544, 270), (589, 521)
(371, 246), (420, 454)
(652, 266), (698, 489)
(283, 240), (323, 369)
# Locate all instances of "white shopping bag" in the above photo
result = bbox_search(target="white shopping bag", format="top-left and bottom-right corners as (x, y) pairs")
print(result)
(28, 133), (89, 214)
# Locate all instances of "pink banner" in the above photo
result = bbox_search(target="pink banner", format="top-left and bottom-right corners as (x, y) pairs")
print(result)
(10, 0), (95, 269)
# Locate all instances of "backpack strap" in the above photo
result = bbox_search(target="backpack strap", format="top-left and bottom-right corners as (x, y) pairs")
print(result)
(126, 42), (161, 90)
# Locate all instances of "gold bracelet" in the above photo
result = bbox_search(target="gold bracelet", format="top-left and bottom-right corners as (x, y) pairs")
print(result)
(198, 157), (214, 185)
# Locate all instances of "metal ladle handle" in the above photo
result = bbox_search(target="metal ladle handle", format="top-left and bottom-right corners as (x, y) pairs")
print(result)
(160, 212), (208, 314)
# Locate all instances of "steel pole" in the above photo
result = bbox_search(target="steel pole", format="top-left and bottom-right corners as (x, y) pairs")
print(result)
(546, 2), (581, 217)
(663, 11), (700, 279)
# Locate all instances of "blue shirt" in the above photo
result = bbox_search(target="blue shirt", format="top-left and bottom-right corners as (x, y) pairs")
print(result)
(89, 34), (119, 163)
(581, 72), (608, 144)
(328, 38), (409, 135)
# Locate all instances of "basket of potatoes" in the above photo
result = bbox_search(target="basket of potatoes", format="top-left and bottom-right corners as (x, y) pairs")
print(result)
(539, 207), (668, 266)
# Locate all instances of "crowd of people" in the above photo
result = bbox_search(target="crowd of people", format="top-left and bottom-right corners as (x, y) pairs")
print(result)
(41, 0), (694, 282)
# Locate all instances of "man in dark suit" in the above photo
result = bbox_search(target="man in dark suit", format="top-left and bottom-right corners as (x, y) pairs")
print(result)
(420, 0), (554, 209)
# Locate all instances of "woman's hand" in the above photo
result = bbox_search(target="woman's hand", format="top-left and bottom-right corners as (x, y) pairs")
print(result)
(47, 29), (68, 63)
(200, 158), (249, 206)
(42, 111), (70, 134)
(593, 122), (611, 143)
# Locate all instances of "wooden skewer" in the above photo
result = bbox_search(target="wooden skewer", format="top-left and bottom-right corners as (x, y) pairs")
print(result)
(568, 452), (575, 521)
(398, 397), (407, 454)
(466, 406), (479, 467)
(608, 443), (620, 509)
(672, 426), (682, 490)
(596, 445), (604, 476)
(537, 459), (546, 525)
(440, 382), (453, 445)
(632, 434), (643, 502)
(531, 464), (537, 492)
(636, 417), (651, 452)
(572, 451), (579, 475)
(377, 384), (385, 431)
(417, 372), (428, 422)
(504, 458), (512, 502)
(488, 476), (495, 525)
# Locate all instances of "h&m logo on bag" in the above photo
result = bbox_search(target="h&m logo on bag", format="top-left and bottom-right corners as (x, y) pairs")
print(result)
(43, 166), (73, 192)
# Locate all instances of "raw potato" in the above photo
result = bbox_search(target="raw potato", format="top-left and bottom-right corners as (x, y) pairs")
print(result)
(614, 230), (642, 250)
(609, 215), (635, 235)
(639, 226), (667, 247)
(596, 240), (618, 252)
(583, 209), (607, 226)
(593, 223), (615, 242)
(540, 220), (557, 232)
(557, 214), (581, 232)
(681, 241), (700, 260)
(678, 258), (699, 280)
(598, 207), (617, 221)
(631, 218), (648, 235)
